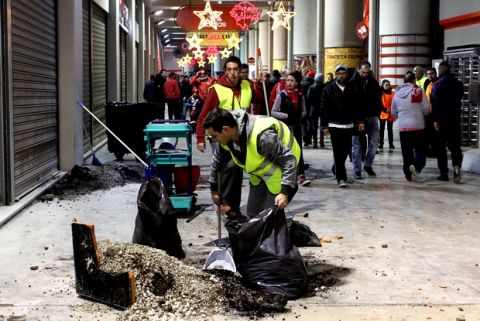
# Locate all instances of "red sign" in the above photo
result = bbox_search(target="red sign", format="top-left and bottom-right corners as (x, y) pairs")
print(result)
(176, 5), (244, 31)
(355, 22), (368, 40)
(229, 1), (260, 30)
(248, 57), (255, 64)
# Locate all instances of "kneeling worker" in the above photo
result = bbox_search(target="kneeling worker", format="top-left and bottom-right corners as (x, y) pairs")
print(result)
(203, 108), (300, 218)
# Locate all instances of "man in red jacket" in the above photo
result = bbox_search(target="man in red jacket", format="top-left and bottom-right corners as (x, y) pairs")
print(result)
(163, 72), (182, 119)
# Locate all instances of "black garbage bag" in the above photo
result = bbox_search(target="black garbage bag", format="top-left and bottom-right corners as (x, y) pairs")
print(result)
(225, 207), (307, 299)
(290, 220), (322, 247)
(132, 177), (185, 259)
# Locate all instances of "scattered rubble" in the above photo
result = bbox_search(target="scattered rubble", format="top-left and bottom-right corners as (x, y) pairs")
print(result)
(43, 164), (144, 199)
(96, 240), (288, 321)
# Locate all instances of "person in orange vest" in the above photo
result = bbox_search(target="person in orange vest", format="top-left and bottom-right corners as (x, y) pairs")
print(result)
(379, 79), (396, 149)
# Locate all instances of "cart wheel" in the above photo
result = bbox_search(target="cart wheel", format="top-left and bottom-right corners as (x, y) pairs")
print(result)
(114, 152), (124, 161)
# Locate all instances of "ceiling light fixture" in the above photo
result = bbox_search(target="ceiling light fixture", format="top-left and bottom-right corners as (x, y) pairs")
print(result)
(156, 20), (165, 25)
(153, 10), (163, 16)
(165, 39), (170, 43)
(161, 28), (168, 33)
(163, 34), (169, 38)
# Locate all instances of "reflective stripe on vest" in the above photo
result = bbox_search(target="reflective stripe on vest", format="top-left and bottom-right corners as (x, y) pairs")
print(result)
(222, 116), (300, 194)
(212, 80), (252, 110)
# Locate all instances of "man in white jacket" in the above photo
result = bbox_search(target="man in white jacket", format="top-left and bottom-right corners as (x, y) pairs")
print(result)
(391, 71), (430, 182)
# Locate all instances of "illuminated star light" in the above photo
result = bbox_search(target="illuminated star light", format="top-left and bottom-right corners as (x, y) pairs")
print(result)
(219, 47), (232, 59)
(207, 55), (216, 64)
(267, 2), (296, 30)
(182, 53), (193, 64)
(193, 48), (205, 60)
(197, 59), (206, 68)
(177, 59), (186, 68)
(186, 33), (203, 50)
(193, 1), (223, 30)
(227, 33), (242, 50)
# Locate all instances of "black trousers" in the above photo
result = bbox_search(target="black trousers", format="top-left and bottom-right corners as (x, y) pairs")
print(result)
(329, 127), (353, 182)
(166, 99), (181, 119)
(437, 124), (463, 175)
(399, 130), (427, 179)
(220, 161), (243, 214)
(379, 119), (394, 146)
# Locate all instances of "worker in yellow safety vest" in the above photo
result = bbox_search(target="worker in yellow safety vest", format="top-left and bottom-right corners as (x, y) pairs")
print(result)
(203, 108), (300, 218)
(195, 56), (263, 217)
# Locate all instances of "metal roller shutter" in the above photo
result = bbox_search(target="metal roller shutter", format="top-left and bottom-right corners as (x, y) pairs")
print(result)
(82, 0), (92, 151)
(120, 28), (127, 102)
(11, 0), (58, 197)
(82, 1), (107, 151)
(91, 4), (107, 146)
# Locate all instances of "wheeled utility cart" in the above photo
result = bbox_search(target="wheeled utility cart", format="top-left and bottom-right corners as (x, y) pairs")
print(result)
(143, 120), (199, 213)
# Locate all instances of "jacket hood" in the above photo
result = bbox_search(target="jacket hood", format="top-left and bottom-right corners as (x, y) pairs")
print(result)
(216, 73), (241, 89)
(230, 109), (252, 137)
(394, 83), (414, 99)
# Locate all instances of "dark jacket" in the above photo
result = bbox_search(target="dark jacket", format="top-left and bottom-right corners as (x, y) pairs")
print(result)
(307, 81), (325, 118)
(350, 71), (383, 118)
(143, 79), (155, 103)
(430, 72), (464, 126)
(153, 74), (165, 104)
(320, 81), (362, 127)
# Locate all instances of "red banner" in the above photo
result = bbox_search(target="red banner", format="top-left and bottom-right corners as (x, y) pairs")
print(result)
(176, 5), (244, 31)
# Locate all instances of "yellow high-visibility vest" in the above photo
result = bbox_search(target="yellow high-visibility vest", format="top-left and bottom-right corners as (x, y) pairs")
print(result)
(222, 116), (300, 194)
(212, 80), (252, 110)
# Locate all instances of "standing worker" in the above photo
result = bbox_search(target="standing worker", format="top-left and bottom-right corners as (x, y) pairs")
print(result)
(203, 109), (300, 217)
(195, 56), (263, 216)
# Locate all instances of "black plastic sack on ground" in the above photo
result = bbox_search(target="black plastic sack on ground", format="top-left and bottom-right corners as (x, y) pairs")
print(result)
(225, 207), (307, 299)
(290, 220), (322, 247)
(132, 177), (185, 259)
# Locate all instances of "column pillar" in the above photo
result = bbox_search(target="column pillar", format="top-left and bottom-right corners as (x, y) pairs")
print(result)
(293, 0), (317, 70)
(368, 0), (379, 75)
(324, 0), (363, 75)
(57, 0), (83, 168)
(272, 23), (287, 72)
(137, 1), (145, 101)
(107, 0), (120, 101)
(316, 0), (324, 72)
(125, 0), (136, 101)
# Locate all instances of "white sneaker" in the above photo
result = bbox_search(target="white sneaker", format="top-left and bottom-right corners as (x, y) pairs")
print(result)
(338, 180), (347, 188)
(409, 165), (419, 181)
(453, 166), (462, 184)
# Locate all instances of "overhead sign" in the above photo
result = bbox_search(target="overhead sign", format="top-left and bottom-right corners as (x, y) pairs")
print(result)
(176, 5), (244, 31)
(186, 32), (239, 47)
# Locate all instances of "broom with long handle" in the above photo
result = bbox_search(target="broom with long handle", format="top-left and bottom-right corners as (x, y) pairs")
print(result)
(76, 100), (149, 169)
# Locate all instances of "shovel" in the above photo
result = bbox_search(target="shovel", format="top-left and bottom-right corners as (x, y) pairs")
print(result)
(203, 173), (236, 273)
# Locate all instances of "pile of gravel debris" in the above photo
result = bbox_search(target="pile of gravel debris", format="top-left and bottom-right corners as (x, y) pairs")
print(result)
(97, 240), (287, 321)
(44, 164), (144, 199)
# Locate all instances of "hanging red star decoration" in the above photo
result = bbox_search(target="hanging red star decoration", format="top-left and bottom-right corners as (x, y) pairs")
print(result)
(229, 1), (260, 30)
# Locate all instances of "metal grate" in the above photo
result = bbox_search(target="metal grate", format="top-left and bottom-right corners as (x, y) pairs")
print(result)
(448, 55), (479, 147)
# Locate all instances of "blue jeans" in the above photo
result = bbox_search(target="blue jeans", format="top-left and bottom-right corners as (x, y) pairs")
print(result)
(352, 117), (379, 172)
